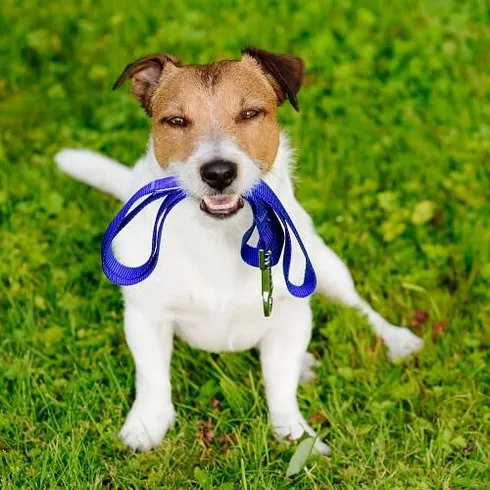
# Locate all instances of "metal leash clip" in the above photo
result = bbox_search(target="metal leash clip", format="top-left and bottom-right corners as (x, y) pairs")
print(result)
(259, 249), (273, 317)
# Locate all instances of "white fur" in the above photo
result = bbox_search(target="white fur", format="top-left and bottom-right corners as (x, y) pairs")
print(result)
(168, 138), (261, 199)
(55, 149), (131, 200)
(55, 133), (423, 455)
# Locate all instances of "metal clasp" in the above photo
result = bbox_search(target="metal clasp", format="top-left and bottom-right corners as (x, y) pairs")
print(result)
(259, 249), (273, 317)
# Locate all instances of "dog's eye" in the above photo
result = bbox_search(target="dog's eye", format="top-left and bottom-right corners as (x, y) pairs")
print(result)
(165, 116), (188, 127)
(240, 109), (261, 121)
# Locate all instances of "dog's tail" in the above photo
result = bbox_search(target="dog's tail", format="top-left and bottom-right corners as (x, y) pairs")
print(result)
(55, 149), (131, 201)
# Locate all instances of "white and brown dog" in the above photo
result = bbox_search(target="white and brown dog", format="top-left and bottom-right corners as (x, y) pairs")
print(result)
(56, 48), (423, 454)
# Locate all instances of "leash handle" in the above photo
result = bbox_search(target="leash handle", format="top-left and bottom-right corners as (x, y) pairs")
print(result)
(101, 177), (186, 286)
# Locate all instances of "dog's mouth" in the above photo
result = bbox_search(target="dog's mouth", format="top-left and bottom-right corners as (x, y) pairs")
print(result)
(200, 195), (244, 219)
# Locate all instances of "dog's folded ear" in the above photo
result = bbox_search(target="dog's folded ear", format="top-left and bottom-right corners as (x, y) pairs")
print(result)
(113, 53), (180, 115)
(242, 47), (304, 112)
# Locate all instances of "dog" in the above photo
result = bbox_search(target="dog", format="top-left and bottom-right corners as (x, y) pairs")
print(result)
(55, 48), (423, 454)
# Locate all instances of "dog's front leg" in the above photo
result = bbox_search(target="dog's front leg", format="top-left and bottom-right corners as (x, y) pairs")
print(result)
(119, 305), (175, 451)
(310, 235), (424, 360)
(260, 301), (331, 455)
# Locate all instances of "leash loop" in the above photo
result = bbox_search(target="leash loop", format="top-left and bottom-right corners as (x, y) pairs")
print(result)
(242, 181), (317, 298)
(101, 177), (186, 286)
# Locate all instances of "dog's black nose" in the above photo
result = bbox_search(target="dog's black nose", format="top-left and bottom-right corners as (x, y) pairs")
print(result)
(200, 159), (237, 191)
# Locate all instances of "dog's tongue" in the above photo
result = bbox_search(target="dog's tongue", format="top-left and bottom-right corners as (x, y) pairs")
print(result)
(202, 195), (240, 212)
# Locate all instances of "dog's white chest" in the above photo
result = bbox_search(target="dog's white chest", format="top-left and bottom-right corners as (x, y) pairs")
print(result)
(171, 297), (269, 352)
(117, 198), (289, 352)
(163, 225), (270, 352)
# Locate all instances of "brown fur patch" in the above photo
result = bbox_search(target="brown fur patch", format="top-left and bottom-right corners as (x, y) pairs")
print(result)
(113, 53), (180, 115)
(242, 47), (304, 111)
(150, 58), (281, 173)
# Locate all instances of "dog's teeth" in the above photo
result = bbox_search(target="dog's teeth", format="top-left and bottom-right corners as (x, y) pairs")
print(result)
(210, 203), (235, 210)
(202, 196), (240, 212)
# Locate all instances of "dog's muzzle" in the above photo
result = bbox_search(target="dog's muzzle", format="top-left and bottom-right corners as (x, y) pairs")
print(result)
(199, 159), (243, 218)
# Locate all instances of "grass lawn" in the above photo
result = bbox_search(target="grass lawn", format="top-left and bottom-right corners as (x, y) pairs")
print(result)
(1, 0), (489, 487)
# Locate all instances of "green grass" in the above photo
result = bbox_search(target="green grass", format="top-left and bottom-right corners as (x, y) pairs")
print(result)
(1, 0), (489, 487)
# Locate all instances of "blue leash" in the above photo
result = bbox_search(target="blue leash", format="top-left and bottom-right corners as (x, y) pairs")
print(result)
(101, 176), (317, 316)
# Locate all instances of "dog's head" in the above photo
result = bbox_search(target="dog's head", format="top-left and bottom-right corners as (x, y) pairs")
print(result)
(114, 48), (304, 219)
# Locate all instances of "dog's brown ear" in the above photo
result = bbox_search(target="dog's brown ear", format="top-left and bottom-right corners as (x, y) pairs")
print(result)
(113, 53), (180, 115)
(242, 47), (304, 112)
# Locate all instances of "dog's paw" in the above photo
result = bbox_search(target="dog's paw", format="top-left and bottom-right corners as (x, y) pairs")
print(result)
(299, 352), (320, 383)
(383, 327), (424, 361)
(120, 403), (175, 452)
(272, 412), (331, 455)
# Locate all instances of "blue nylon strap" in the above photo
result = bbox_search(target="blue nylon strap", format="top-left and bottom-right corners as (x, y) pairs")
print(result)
(101, 177), (186, 286)
(243, 182), (317, 298)
(101, 176), (317, 297)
